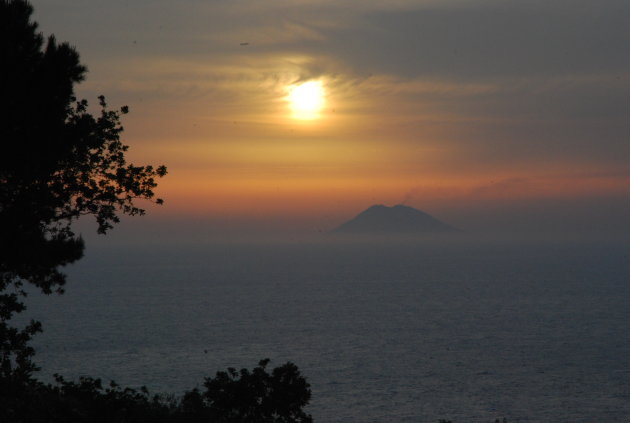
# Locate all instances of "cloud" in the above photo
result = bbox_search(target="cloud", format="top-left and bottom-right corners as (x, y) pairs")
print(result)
(310, 1), (630, 79)
(34, 0), (630, 79)
(401, 172), (630, 205)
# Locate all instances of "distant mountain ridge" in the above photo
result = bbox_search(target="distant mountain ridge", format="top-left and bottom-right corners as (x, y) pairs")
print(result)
(334, 204), (458, 234)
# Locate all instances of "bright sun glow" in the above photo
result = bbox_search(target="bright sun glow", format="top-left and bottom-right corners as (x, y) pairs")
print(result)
(288, 81), (325, 120)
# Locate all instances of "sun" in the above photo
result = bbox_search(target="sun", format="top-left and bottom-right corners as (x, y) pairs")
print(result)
(288, 81), (325, 120)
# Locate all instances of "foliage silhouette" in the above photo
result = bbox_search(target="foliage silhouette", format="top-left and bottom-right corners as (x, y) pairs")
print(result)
(183, 359), (312, 423)
(1, 359), (313, 423)
(0, 0), (165, 386)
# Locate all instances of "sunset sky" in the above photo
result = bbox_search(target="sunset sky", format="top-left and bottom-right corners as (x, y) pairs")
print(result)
(32, 0), (630, 235)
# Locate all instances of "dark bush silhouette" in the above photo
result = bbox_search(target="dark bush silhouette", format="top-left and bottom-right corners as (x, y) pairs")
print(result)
(184, 359), (312, 423)
(0, 360), (313, 423)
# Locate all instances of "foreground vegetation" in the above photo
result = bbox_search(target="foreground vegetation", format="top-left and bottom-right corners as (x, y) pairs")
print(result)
(2, 360), (312, 423)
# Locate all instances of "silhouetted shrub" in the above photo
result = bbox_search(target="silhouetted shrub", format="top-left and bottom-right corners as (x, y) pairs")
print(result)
(1, 359), (313, 423)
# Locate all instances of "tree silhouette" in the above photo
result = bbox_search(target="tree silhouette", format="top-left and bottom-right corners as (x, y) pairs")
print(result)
(0, 0), (166, 384)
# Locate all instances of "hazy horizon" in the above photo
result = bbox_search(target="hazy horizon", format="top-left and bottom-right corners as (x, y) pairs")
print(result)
(74, 202), (630, 248)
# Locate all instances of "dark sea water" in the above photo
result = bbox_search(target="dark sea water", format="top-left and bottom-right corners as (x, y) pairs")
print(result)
(22, 238), (630, 422)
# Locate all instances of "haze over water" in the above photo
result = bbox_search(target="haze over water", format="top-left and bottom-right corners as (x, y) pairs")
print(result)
(24, 236), (630, 423)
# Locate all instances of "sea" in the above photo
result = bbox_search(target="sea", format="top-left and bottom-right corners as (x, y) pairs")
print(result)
(20, 236), (630, 422)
